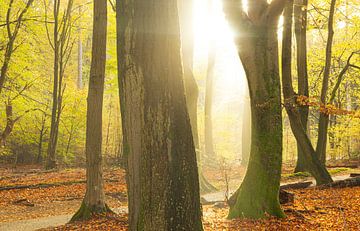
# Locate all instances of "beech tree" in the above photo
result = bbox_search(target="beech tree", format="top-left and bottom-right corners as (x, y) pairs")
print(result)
(223, 0), (286, 218)
(117, 0), (203, 229)
(44, 0), (75, 169)
(71, 0), (110, 221)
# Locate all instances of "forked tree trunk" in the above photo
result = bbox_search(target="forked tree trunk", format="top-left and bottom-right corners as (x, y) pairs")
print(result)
(117, 0), (203, 229)
(281, 0), (333, 185)
(71, 0), (110, 221)
(223, 0), (286, 219)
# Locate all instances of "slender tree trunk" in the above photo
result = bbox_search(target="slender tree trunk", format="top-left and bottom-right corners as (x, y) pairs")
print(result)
(178, 0), (217, 194)
(223, 0), (286, 219)
(281, 0), (333, 185)
(71, 0), (110, 221)
(204, 46), (216, 159)
(37, 116), (46, 163)
(77, 37), (83, 89)
(46, 0), (60, 170)
(315, 0), (336, 164)
(117, 0), (203, 229)
(0, 0), (34, 94)
(294, 0), (309, 173)
(0, 103), (17, 146)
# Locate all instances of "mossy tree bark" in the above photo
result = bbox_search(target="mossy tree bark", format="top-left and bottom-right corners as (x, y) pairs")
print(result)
(117, 0), (203, 230)
(71, 0), (110, 221)
(178, 0), (217, 194)
(223, 0), (287, 219)
(281, 0), (333, 185)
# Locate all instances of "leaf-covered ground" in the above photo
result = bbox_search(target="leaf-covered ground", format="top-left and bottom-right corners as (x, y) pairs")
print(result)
(0, 165), (359, 230)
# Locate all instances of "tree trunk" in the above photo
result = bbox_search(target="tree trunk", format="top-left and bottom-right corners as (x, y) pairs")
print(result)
(117, 0), (203, 229)
(178, 0), (217, 194)
(223, 1), (286, 219)
(71, 0), (110, 221)
(315, 0), (336, 164)
(46, 0), (60, 170)
(281, 0), (333, 185)
(294, 0), (309, 173)
(204, 47), (216, 159)
(0, 103), (17, 146)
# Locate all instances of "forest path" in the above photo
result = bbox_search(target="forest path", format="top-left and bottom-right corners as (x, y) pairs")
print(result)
(0, 175), (354, 231)
(0, 207), (128, 231)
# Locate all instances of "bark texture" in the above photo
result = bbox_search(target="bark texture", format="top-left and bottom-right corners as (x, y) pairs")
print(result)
(117, 0), (203, 230)
(223, 0), (286, 219)
(71, 0), (109, 221)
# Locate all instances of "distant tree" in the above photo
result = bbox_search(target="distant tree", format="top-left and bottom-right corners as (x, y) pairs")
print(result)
(117, 0), (203, 229)
(178, 0), (217, 194)
(0, 0), (35, 94)
(281, 0), (333, 185)
(71, 0), (111, 221)
(223, 0), (286, 218)
(44, 0), (75, 169)
(241, 98), (250, 166)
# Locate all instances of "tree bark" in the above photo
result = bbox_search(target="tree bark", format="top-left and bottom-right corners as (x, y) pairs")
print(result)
(223, 0), (286, 219)
(117, 0), (203, 229)
(71, 0), (110, 221)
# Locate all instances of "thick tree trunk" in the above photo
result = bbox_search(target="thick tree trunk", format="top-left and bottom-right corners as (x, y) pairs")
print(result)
(71, 0), (110, 221)
(281, 0), (333, 185)
(117, 1), (203, 229)
(294, 0), (309, 173)
(223, 0), (287, 219)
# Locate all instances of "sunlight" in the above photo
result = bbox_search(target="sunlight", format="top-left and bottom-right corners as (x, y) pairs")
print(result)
(192, 0), (248, 159)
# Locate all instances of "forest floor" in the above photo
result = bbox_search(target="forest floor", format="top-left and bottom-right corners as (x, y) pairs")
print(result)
(0, 163), (359, 230)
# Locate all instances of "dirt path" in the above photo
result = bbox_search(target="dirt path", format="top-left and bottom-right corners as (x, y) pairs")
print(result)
(0, 207), (128, 231)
